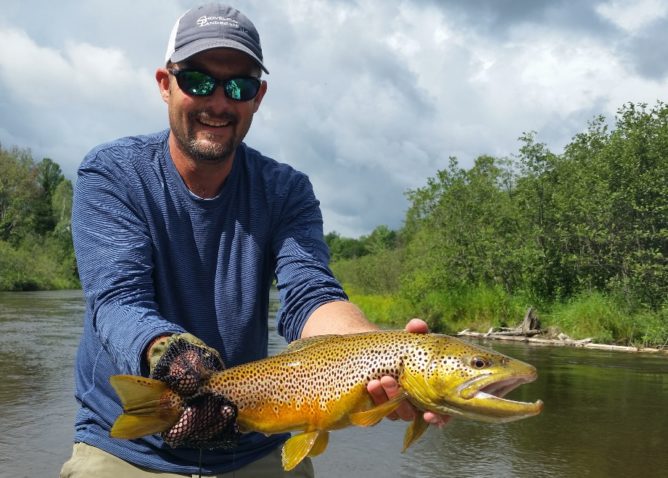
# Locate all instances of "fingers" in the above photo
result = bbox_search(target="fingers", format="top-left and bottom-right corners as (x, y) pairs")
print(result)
(367, 376), (415, 421)
(162, 395), (240, 448)
(423, 411), (452, 428)
(404, 318), (429, 334)
(163, 405), (197, 447)
(153, 339), (222, 396)
(167, 352), (203, 395)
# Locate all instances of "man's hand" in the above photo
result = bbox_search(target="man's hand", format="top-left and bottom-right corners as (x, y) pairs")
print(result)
(147, 333), (241, 448)
(366, 318), (451, 427)
(162, 394), (240, 449)
(148, 333), (224, 395)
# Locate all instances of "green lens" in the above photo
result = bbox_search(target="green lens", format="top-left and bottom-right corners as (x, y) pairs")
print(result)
(226, 79), (243, 100)
(181, 71), (215, 96)
(225, 78), (259, 101)
(172, 69), (260, 100)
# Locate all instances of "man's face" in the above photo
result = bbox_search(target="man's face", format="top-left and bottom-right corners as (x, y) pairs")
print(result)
(159, 48), (267, 165)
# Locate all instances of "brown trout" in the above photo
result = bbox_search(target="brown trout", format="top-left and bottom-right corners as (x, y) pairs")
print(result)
(110, 331), (543, 470)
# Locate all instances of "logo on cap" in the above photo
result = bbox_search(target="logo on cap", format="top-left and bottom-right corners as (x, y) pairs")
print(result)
(196, 15), (241, 29)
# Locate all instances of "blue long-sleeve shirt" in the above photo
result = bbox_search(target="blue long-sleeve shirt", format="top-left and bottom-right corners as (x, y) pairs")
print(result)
(70, 129), (347, 474)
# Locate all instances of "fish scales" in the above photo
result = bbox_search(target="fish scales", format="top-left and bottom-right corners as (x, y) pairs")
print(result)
(204, 332), (479, 431)
(110, 331), (543, 471)
(209, 334), (403, 432)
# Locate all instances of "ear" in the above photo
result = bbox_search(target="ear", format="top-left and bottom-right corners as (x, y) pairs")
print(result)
(156, 68), (171, 104)
(251, 80), (268, 113)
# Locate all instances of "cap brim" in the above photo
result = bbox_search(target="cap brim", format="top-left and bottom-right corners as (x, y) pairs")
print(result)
(169, 39), (269, 74)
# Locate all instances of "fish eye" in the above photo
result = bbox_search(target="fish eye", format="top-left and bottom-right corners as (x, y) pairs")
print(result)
(471, 357), (490, 369)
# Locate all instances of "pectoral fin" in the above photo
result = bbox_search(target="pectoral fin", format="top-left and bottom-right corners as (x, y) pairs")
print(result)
(282, 431), (327, 471)
(349, 391), (409, 427)
(403, 414), (429, 451)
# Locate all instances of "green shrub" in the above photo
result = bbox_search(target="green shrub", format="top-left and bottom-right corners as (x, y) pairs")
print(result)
(544, 291), (663, 346)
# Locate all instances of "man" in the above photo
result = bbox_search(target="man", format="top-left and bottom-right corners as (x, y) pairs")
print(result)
(60, 4), (445, 477)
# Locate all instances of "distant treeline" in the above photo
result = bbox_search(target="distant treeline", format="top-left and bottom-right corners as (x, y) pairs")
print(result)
(328, 102), (667, 347)
(0, 146), (78, 290)
(1, 103), (666, 346)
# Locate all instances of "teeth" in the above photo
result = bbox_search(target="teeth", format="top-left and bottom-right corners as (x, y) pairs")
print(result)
(199, 118), (230, 127)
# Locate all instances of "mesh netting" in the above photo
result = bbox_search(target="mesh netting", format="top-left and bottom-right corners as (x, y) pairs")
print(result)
(151, 336), (225, 396)
(150, 336), (240, 449)
(162, 394), (240, 448)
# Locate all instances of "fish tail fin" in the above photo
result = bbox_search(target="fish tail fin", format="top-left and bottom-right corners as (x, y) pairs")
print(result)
(109, 375), (182, 439)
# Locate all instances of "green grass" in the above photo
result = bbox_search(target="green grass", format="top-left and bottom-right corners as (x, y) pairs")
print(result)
(343, 283), (668, 348)
(0, 239), (79, 291)
(343, 284), (413, 326)
(544, 291), (668, 348)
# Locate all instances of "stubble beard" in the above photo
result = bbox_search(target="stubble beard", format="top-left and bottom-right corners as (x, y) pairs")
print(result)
(173, 111), (238, 165)
(184, 134), (234, 164)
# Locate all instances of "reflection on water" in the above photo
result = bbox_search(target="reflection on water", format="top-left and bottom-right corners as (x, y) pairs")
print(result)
(0, 290), (84, 478)
(0, 290), (666, 477)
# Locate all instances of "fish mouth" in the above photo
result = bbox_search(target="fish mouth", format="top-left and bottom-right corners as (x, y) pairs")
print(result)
(476, 375), (532, 400)
(453, 371), (544, 423)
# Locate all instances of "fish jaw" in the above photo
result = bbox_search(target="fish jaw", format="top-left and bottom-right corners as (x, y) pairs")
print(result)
(401, 351), (543, 424)
(450, 370), (544, 423)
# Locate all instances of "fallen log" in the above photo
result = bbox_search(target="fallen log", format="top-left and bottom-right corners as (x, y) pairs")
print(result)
(457, 329), (668, 355)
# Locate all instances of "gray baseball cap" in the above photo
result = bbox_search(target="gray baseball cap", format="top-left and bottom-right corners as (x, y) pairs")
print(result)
(164, 3), (269, 73)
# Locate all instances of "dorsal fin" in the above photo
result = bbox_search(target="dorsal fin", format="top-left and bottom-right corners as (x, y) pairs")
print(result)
(281, 334), (339, 354)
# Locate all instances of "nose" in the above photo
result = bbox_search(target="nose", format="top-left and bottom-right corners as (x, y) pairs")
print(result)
(202, 86), (238, 115)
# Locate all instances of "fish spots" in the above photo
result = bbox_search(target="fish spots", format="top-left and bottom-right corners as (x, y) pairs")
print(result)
(195, 331), (528, 433)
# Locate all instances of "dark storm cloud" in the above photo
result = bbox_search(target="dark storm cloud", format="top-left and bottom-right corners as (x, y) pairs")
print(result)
(621, 19), (668, 79)
(420, 0), (616, 37)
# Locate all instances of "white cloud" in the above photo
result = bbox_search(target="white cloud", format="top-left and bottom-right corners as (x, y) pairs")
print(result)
(0, 27), (157, 109)
(1, 0), (667, 236)
(0, 25), (163, 177)
(596, 0), (668, 34)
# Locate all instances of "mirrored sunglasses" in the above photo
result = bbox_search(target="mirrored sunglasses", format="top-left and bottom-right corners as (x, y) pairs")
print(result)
(168, 68), (262, 101)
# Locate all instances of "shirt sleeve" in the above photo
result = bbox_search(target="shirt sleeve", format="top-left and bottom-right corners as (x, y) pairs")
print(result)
(272, 173), (348, 342)
(72, 148), (184, 374)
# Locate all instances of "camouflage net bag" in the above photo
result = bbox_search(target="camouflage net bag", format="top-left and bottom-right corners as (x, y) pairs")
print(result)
(149, 333), (241, 449)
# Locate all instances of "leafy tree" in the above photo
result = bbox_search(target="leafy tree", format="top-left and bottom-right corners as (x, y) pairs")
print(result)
(0, 146), (41, 243)
(325, 231), (367, 261)
(327, 101), (667, 343)
(0, 145), (78, 290)
(363, 225), (397, 255)
(33, 157), (66, 234)
(36, 157), (65, 201)
(560, 103), (668, 308)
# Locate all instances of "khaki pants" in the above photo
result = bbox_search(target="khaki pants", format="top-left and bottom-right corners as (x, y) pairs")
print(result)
(60, 442), (315, 478)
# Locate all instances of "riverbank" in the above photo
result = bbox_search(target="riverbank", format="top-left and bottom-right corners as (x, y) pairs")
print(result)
(456, 328), (668, 355)
(344, 286), (668, 351)
(454, 305), (667, 355)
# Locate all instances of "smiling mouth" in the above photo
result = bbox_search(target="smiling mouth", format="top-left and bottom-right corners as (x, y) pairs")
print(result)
(199, 118), (232, 128)
(194, 110), (237, 129)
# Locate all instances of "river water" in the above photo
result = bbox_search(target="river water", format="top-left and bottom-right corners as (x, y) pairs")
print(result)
(0, 290), (666, 477)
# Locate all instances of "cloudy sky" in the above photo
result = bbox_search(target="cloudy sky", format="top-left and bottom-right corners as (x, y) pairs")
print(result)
(1, 0), (667, 237)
